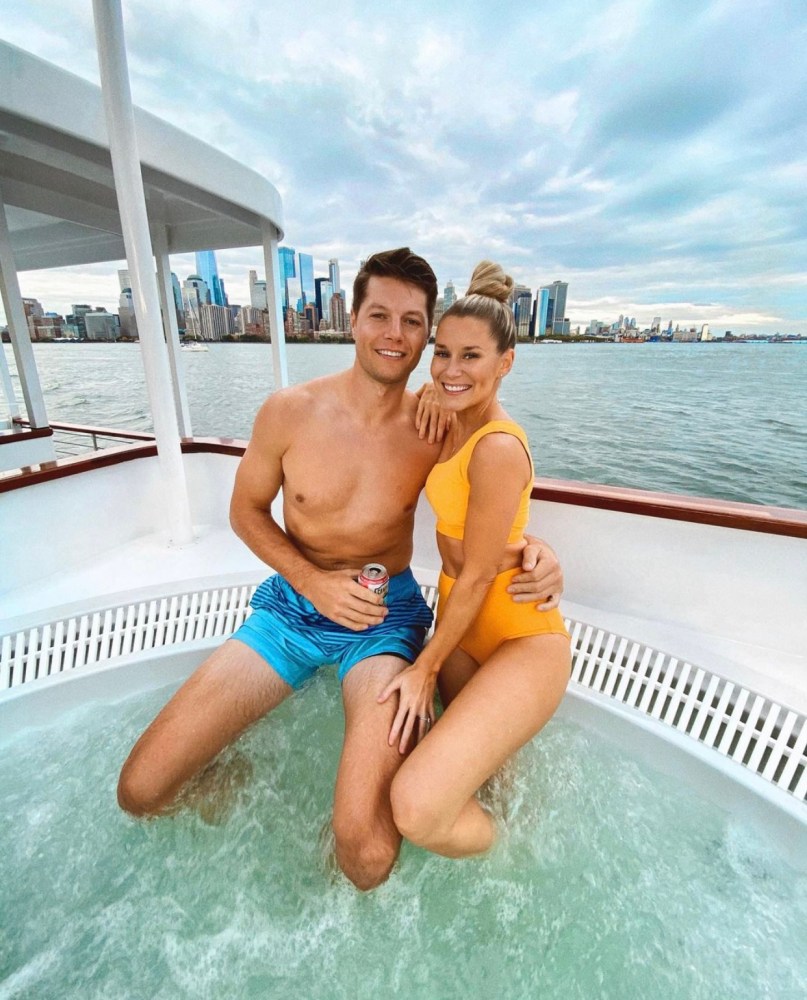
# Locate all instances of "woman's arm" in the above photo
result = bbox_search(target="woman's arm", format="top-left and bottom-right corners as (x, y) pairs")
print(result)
(379, 433), (531, 751)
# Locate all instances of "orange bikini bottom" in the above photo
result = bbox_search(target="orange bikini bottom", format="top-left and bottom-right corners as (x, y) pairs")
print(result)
(437, 568), (570, 665)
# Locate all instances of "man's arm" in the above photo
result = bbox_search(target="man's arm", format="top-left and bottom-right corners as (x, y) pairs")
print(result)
(229, 394), (387, 630)
(509, 536), (564, 611)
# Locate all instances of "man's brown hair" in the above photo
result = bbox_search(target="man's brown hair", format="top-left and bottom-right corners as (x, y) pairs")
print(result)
(352, 247), (438, 329)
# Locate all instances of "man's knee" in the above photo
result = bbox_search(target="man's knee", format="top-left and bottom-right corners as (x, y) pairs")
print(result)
(117, 751), (173, 818)
(332, 817), (400, 891)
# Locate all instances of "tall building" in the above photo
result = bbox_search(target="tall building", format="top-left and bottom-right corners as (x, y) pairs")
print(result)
(195, 250), (227, 307)
(330, 291), (347, 332)
(328, 258), (341, 295)
(303, 302), (318, 334)
(444, 280), (457, 309)
(68, 304), (93, 339)
(315, 278), (334, 327)
(249, 269), (268, 310)
(534, 287), (550, 337)
(200, 303), (234, 341)
(238, 306), (265, 338)
(298, 252), (315, 308)
(512, 285), (532, 339)
(433, 296), (445, 331)
(118, 287), (138, 338)
(278, 247), (297, 312)
(117, 269), (130, 292)
(538, 281), (568, 336)
(182, 275), (209, 339)
(84, 311), (119, 341)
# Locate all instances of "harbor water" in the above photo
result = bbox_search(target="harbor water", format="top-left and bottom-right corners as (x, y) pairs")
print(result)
(1, 677), (806, 999)
(15, 340), (807, 509)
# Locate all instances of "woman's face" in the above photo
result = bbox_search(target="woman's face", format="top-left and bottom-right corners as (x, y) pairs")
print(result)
(430, 315), (514, 412)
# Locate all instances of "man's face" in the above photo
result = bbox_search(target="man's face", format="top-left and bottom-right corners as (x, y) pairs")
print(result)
(350, 276), (430, 386)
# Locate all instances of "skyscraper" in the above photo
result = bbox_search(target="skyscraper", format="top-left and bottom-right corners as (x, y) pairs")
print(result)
(249, 269), (268, 310)
(298, 252), (315, 309)
(195, 250), (227, 307)
(278, 247), (296, 312)
(512, 285), (532, 339)
(444, 281), (457, 309)
(315, 278), (334, 327)
(182, 275), (209, 339)
(330, 291), (347, 332)
(328, 258), (341, 295)
(538, 281), (568, 336)
(118, 287), (137, 338)
(534, 287), (550, 337)
(549, 281), (568, 336)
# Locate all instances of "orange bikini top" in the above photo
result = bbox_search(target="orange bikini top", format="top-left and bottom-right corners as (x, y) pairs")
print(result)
(425, 420), (533, 544)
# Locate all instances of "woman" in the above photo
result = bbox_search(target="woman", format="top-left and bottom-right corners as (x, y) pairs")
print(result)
(379, 260), (571, 858)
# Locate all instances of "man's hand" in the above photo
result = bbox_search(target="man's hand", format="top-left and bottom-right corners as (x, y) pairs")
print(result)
(303, 568), (388, 631)
(414, 383), (455, 444)
(508, 536), (564, 611)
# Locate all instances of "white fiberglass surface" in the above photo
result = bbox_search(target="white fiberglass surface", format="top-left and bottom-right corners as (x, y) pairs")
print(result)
(1, 675), (806, 999)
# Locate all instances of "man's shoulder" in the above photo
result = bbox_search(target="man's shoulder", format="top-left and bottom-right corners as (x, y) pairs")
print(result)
(258, 372), (344, 418)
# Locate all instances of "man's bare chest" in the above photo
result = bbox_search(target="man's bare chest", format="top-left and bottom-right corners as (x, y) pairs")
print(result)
(281, 422), (433, 518)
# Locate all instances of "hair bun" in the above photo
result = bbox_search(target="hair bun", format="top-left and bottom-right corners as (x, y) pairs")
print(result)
(466, 260), (514, 303)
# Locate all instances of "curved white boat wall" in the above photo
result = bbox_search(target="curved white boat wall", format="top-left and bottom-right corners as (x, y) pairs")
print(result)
(530, 498), (807, 697)
(0, 452), (250, 599)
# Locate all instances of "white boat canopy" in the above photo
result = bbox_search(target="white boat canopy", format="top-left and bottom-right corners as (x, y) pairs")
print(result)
(0, 32), (288, 537)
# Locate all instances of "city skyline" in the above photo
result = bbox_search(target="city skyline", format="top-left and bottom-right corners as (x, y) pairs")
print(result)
(1, 1), (806, 336)
(19, 252), (792, 343)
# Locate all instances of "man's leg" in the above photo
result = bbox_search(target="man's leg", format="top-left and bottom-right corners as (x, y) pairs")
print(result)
(117, 639), (292, 817)
(332, 654), (412, 891)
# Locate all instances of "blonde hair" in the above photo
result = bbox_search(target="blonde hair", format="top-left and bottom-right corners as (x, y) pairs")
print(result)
(440, 259), (517, 351)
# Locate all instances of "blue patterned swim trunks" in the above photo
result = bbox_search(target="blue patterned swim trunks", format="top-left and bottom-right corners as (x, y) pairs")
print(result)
(231, 568), (433, 689)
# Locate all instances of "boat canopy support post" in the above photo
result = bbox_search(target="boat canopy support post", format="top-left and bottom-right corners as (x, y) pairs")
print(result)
(0, 184), (51, 436)
(92, 0), (193, 545)
(260, 219), (289, 391)
(0, 337), (20, 423)
(152, 224), (192, 438)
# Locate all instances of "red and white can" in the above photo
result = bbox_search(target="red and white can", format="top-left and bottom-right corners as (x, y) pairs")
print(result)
(358, 563), (389, 601)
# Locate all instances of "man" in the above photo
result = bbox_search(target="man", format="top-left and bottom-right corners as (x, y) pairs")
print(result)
(118, 248), (563, 890)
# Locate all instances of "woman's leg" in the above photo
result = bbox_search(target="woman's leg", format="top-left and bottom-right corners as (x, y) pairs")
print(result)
(391, 633), (570, 858)
(436, 646), (480, 709)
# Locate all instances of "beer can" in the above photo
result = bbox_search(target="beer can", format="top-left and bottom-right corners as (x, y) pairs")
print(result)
(358, 563), (389, 601)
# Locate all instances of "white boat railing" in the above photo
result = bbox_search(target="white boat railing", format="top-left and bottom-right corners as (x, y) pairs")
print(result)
(10, 418), (156, 459)
(2, 578), (805, 805)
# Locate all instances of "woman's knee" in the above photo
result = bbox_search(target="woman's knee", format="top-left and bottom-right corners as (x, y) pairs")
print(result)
(390, 770), (446, 848)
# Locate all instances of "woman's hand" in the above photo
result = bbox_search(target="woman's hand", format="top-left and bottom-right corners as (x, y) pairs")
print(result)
(414, 383), (454, 444)
(378, 661), (438, 754)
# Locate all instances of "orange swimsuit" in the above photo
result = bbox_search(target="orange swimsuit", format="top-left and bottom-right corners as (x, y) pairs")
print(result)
(425, 420), (569, 664)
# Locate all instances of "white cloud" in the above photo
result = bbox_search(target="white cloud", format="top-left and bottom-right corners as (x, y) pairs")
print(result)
(1, 0), (806, 334)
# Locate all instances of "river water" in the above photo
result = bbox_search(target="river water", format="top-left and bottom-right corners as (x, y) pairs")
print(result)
(15, 341), (807, 508)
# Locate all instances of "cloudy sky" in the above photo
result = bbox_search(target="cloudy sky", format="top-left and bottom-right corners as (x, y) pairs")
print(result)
(2, 0), (806, 333)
